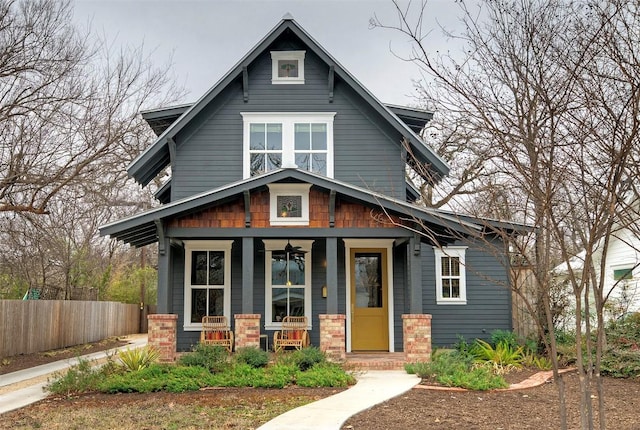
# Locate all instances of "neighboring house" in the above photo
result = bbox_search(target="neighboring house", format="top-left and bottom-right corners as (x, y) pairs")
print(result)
(553, 223), (640, 330)
(100, 16), (519, 354)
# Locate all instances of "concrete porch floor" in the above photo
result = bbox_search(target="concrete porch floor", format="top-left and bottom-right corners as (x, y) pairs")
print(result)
(343, 352), (406, 371)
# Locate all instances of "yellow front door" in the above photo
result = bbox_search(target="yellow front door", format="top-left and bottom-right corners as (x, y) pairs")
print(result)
(350, 249), (389, 351)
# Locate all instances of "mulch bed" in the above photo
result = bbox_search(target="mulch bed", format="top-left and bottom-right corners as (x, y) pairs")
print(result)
(0, 337), (128, 375)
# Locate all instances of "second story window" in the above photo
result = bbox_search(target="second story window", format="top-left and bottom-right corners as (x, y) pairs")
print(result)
(242, 112), (335, 179)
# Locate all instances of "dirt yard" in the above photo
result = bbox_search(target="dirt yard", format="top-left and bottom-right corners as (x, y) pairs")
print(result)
(2, 341), (639, 429)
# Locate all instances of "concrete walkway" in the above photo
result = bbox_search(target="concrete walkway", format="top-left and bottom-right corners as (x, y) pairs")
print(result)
(257, 370), (421, 430)
(0, 334), (148, 415)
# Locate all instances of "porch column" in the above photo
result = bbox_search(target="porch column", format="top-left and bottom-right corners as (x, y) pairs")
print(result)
(148, 314), (178, 363)
(402, 314), (432, 362)
(326, 237), (338, 314)
(156, 236), (172, 313)
(242, 237), (254, 314)
(408, 235), (423, 314)
(319, 314), (346, 362)
(234, 314), (261, 349)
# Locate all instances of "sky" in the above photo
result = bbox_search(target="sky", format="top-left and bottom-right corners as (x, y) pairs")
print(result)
(72, 0), (466, 107)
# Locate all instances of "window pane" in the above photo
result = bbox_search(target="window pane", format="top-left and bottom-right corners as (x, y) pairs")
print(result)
(442, 280), (451, 298)
(266, 124), (282, 150)
(288, 255), (305, 285)
(450, 257), (460, 276)
(208, 251), (225, 285)
(250, 124), (265, 150)
(354, 254), (383, 308)
(289, 288), (305, 316)
(277, 195), (302, 218)
(208, 289), (224, 316)
(295, 123), (310, 150)
(278, 59), (298, 77)
(311, 124), (327, 150)
(613, 268), (633, 280)
(271, 253), (287, 285)
(267, 153), (281, 171)
(272, 287), (287, 322)
(250, 153), (264, 176)
(441, 256), (450, 277)
(311, 154), (326, 175)
(191, 251), (208, 285)
(295, 153), (310, 170)
(451, 279), (460, 298)
(191, 289), (207, 323)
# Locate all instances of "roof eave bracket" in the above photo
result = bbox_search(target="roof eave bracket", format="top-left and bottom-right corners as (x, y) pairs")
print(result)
(329, 189), (336, 227)
(154, 219), (166, 255)
(242, 66), (249, 102)
(328, 65), (334, 103)
(244, 190), (251, 227)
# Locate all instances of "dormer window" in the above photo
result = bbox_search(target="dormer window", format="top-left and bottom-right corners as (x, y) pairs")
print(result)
(271, 51), (305, 84)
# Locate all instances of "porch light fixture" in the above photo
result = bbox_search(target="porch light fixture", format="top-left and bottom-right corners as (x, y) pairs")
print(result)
(322, 285), (327, 298)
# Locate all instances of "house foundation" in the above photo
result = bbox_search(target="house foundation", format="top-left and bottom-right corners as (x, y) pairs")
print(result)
(402, 314), (432, 362)
(147, 314), (178, 363)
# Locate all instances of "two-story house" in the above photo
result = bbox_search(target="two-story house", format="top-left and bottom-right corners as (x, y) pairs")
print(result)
(100, 16), (516, 359)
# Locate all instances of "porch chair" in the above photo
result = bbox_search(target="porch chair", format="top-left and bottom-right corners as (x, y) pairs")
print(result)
(200, 315), (234, 353)
(273, 316), (310, 352)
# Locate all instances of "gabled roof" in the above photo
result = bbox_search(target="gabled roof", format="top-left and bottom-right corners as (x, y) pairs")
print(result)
(129, 16), (449, 187)
(101, 168), (486, 248)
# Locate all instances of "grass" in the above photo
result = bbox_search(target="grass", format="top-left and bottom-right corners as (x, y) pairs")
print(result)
(3, 392), (325, 430)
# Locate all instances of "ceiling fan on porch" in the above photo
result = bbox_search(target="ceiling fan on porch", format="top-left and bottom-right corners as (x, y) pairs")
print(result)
(284, 240), (306, 255)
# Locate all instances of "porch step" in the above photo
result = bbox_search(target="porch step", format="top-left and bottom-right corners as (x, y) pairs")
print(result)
(344, 352), (406, 371)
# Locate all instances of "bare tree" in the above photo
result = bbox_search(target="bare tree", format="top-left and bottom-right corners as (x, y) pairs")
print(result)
(373, 1), (640, 429)
(0, 0), (182, 301)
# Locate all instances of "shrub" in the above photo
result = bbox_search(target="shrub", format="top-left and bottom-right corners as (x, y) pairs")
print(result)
(601, 348), (640, 378)
(490, 329), (519, 349)
(289, 346), (326, 371)
(179, 343), (229, 372)
(472, 339), (523, 374)
(296, 362), (355, 387)
(522, 351), (552, 370)
(405, 350), (506, 390)
(118, 346), (160, 372)
(234, 346), (269, 368)
(47, 358), (103, 396)
(99, 364), (212, 393)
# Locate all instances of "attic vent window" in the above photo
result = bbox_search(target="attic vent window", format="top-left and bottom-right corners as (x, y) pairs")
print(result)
(271, 51), (305, 84)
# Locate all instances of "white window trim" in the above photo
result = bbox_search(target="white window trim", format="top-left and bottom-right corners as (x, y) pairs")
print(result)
(434, 246), (467, 305)
(183, 240), (233, 331)
(271, 50), (305, 84)
(241, 112), (336, 179)
(263, 239), (314, 330)
(267, 183), (311, 226)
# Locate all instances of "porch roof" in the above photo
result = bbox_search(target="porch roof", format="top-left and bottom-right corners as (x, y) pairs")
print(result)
(99, 168), (515, 247)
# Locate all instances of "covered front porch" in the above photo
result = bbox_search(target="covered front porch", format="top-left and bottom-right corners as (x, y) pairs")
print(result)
(147, 312), (432, 365)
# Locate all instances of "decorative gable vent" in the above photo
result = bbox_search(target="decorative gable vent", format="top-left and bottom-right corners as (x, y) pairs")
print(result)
(271, 51), (305, 84)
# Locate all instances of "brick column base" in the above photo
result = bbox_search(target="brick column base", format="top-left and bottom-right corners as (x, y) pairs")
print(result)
(234, 314), (261, 350)
(319, 314), (346, 362)
(402, 314), (432, 363)
(147, 314), (178, 363)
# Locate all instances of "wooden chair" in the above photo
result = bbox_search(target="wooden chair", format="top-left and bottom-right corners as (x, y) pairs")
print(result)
(273, 316), (310, 352)
(200, 316), (234, 352)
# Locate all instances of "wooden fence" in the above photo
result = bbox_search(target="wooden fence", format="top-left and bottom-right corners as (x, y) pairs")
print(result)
(0, 300), (140, 358)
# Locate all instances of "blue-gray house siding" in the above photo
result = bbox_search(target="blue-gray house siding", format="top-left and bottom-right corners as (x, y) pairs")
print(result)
(170, 40), (407, 202)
